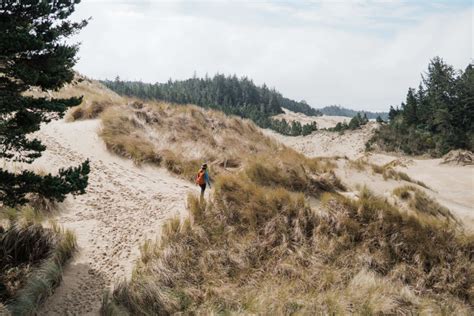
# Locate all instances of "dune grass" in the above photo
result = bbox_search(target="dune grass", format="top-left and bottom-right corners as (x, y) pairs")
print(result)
(102, 165), (472, 315)
(99, 101), (285, 181)
(5, 223), (76, 315)
(348, 158), (429, 189)
(0, 223), (55, 303)
(1, 200), (77, 315)
(68, 100), (113, 121)
(26, 74), (123, 123)
(393, 185), (455, 221)
(371, 163), (429, 188)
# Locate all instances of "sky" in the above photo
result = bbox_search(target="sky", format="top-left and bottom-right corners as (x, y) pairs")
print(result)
(70, 0), (473, 111)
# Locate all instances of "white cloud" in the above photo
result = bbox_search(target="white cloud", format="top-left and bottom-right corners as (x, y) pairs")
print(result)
(70, 1), (473, 111)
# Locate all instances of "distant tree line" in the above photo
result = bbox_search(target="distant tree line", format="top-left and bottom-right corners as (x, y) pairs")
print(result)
(327, 113), (369, 132)
(368, 57), (473, 156)
(102, 74), (321, 136)
(319, 105), (388, 120)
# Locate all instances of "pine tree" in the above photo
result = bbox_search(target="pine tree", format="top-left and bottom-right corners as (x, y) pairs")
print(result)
(368, 57), (473, 156)
(290, 121), (302, 136)
(0, 0), (90, 207)
(402, 88), (418, 126)
(388, 106), (399, 121)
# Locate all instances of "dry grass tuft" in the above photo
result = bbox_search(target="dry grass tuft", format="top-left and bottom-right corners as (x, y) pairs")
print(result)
(103, 168), (473, 315)
(26, 193), (59, 215)
(371, 162), (429, 188)
(393, 185), (455, 221)
(0, 223), (56, 303)
(1, 203), (77, 314)
(0, 303), (10, 315)
(68, 100), (112, 121)
(245, 157), (343, 197)
(5, 223), (77, 315)
(347, 158), (428, 188)
(348, 157), (368, 171)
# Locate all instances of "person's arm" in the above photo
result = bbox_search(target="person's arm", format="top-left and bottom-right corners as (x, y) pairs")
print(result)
(205, 171), (211, 187)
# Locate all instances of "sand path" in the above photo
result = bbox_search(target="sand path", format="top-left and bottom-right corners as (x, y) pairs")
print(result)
(30, 119), (194, 315)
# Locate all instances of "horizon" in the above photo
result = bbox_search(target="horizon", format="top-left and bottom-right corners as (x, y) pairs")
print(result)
(70, 0), (473, 112)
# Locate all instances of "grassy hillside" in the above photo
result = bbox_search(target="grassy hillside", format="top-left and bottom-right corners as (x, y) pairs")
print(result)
(101, 75), (321, 136)
(103, 171), (472, 314)
(98, 100), (281, 181)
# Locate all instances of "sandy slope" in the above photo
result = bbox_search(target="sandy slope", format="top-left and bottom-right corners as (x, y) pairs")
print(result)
(265, 122), (378, 159)
(27, 119), (194, 315)
(369, 153), (474, 229)
(273, 108), (350, 129)
(266, 128), (474, 231)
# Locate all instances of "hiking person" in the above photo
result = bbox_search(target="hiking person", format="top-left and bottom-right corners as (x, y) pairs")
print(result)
(195, 163), (211, 197)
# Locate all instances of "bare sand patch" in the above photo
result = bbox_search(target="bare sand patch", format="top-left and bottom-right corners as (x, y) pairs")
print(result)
(273, 107), (350, 129)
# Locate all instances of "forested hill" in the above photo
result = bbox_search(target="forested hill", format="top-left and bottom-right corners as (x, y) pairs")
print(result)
(101, 74), (321, 128)
(368, 57), (474, 156)
(319, 105), (388, 120)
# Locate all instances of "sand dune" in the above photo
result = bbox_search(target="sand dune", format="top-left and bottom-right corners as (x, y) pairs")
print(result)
(27, 119), (194, 315)
(267, 126), (474, 231)
(273, 107), (350, 129)
(265, 122), (378, 159)
(8, 77), (472, 312)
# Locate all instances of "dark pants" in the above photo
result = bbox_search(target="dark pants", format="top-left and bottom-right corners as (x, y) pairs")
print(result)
(199, 183), (206, 196)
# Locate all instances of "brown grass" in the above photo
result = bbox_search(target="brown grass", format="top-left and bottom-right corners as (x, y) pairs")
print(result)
(99, 101), (286, 181)
(68, 100), (112, 121)
(393, 185), (455, 221)
(0, 303), (9, 315)
(347, 158), (429, 189)
(372, 162), (429, 188)
(1, 201), (76, 313)
(102, 169), (473, 315)
(98, 99), (345, 187)
(0, 223), (55, 302)
(5, 222), (77, 315)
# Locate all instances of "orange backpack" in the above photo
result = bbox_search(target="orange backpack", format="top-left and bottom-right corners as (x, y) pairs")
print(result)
(196, 170), (205, 185)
